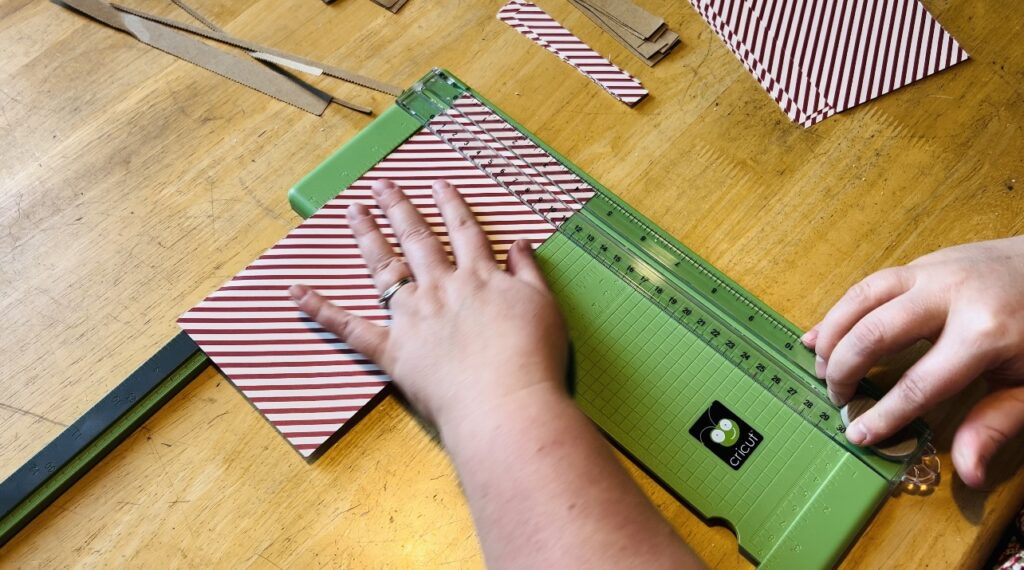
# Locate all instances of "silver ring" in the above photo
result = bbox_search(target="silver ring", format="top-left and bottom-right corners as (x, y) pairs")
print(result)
(378, 277), (415, 309)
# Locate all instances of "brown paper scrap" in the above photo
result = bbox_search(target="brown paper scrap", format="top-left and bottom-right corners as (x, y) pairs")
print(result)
(57, 0), (332, 115)
(369, 0), (409, 13)
(570, 0), (679, 66)
(580, 0), (664, 39)
(110, 3), (403, 97)
(168, 0), (363, 113)
(170, 0), (218, 30)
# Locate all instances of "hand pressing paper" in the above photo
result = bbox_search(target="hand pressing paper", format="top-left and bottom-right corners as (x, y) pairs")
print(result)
(177, 95), (594, 458)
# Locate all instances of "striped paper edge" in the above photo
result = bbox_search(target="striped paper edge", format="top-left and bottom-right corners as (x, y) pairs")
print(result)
(692, 0), (968, 127)
(179, 94), (595, 457)
(691, 0), (832, 126)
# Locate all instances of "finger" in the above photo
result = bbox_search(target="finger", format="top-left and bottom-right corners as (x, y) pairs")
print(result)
(348, 202), (414, 299)
(951, 386), (1024, 488)
(845, 331), (989, 446)
(290, 284), (388, 363)
(433, 180), (495, 269)
(824, 293), (945, 405)
(814, 268), (913, 370)
(371, 179), (450, 280)
(507, 240), (549, 291)
(800, 325), (819, 349)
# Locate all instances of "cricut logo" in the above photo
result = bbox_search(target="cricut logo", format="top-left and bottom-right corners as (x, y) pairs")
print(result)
(689, 401), (763, 471)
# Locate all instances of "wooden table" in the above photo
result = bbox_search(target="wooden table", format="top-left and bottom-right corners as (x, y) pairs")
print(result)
(2, 0), (1022, 567)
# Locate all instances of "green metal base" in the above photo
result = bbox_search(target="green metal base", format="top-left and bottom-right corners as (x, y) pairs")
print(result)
(287, 68), (910, 568)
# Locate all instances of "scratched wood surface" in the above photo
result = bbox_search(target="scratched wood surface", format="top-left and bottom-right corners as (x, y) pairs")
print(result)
(1, 0), (1022, 567)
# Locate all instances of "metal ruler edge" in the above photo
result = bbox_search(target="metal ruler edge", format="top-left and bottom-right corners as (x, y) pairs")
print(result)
(0, 332), (208, 548)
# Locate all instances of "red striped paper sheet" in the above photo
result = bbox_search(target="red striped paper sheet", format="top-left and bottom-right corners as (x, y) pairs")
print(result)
(179, 94), (595, 457)
(498, 0), (649, 106)
(691, 0), (969, 127)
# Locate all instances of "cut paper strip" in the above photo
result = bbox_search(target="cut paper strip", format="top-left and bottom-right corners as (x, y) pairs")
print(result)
(250, 52), (326, 77)
(111, 2), (402, 98)
(171, 0), (218, 30)
(498, 0), (648, 106)
(179, 94), (595, 457)
(689, 0), (969, 127)
(58, 0), (332, 115)
(169, 0), (343, 109)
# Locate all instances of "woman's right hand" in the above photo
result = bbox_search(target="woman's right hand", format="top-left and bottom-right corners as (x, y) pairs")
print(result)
(289, 179), (569, 432)
(802, 236), (1024, 487)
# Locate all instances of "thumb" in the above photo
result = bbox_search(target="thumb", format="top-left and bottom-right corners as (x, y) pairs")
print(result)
(951, 385), (1024, 488)
(290, 284), (389, 364)
(507, 239), (549, 291)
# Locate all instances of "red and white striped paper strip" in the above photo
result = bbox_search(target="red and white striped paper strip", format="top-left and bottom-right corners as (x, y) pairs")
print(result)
(179, 94), (594, 457)
(691, 0), (969, 127)
(498, 0), (648, 107)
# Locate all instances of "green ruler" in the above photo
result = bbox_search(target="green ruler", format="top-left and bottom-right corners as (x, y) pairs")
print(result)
(290, 68), (930, 568)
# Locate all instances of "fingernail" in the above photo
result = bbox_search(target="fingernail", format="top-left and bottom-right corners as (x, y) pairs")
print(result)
(371, 179), (393, 197)
(953, 446), (986, 488)
(970, 457), (987, 488)
(432, 180), (451, 198)
(952, 445), (969, 472)
(973, 465), (987, 488)
(846, 421), (868, 445)
(801, 327), (818, 347)
(815, 355), (826, 379)
(827, 388), (842, 406)
(518, 239), (533, 251)
(289, 284), (310, 302)
(347, 202), (366, 219)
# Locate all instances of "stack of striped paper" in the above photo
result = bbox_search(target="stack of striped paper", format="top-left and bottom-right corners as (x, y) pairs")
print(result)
(690, 0), (969, 127)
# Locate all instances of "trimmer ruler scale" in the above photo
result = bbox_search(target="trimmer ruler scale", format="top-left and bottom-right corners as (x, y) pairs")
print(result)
(283, 69), (931, 568)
